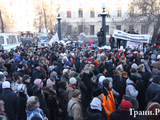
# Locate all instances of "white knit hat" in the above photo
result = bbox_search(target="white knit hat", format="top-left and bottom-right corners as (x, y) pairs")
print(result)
(63, 69), (68, 75)
(131, 63), (138, 70)
(116, 64), (123, 70)
(69, 77), (77, 84)
(2, 81), (10, 89)
(157, 55), (160, 59)
(99, 76), (105, 83)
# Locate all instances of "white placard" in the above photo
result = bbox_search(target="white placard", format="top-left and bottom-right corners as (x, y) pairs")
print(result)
(49, 33), (59, 46)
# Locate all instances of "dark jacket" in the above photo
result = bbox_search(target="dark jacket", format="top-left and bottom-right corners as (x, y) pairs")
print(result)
(110, 109), (139, 120)
(17, 92), (27, 120)
(23, 81), (33, 96)
(138, 71), (151, 86)
(31, 68), (46, 85)
(97, 29), (104, 42)
(78, 62), (87, 73)
(17, 70), (24, 77)
(0, 89), (17, 120)
(35, 94), (50, 119)
(146, 82), (160, 104)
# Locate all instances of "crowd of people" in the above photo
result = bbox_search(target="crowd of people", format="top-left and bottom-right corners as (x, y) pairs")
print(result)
(0, 39), (160, 120)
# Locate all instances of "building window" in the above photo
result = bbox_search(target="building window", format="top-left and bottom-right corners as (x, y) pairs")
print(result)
(78, 25), (83, 34)
(116, 25), (121, 30)
(106, 25), (109, 35)
(141, 25), (146, 34)
(117, 7), (122, 17)
(10, 1), (13, 7)
(90, 8), (95, 18)
(67, 25), (72, 35)
(67, 9), (71, 18)
(78, 8), (83, 18)
(90, 25), (94, 35)
(129, 25), (134, 33)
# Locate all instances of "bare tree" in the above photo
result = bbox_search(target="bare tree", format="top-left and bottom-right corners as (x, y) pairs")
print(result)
(0, 3), (15, 33)
(127, 0), (160, 43)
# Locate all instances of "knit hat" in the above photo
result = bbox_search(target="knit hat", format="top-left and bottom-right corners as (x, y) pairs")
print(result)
(39, 57), (44, 61)
(137, 64), (145, 71)
(92, 88), (102, 97)
(34, 63), (40, 68)
(120, 100), (132, 109)
(122, 71), (128, 76)
(50, 71), (57, 79)
(2, 71), (8, 76)
(157, 55), (160, 59)
(0, 74), (5, 81)
(2, 81), (10, 89)
(130, 75), (138, 83)
(120, 56), (126, 63)
(99, 76), (105, 83)
(134, 51), (138, 56)
(131, 63), (138, 70)
(119, 50), (122, 53)
(68, 62), (73, 67)
(63, 69), (68, 75)
(21, 61), (27, 65)
(72, 89), (80, 98)
(69, 77), (77, 85)
(26, 96), (39, 110)
(5, 78), (12, 84)
(68, 71), (75, 78)
(34, 79), (42, 86)
(18, 64), (24, 69)
(74, 72), (79, 78)
(94, 59), (99, 64)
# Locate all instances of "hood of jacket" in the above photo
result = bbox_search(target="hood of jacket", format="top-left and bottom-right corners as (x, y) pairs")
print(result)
(126, 78), (134, 85)
(90, 97), (102, 111)
(152, 62), (159, 69)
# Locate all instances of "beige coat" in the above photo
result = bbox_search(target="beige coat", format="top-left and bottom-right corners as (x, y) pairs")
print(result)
(66, 84), (75, 103)
(67, 97), (84, 120)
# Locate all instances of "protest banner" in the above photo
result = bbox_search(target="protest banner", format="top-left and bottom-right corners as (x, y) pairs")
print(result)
(113, 29), (150, 43)
(49, 33), (59, 46)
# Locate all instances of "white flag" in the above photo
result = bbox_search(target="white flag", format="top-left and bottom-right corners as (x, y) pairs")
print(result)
(49, 33), (59, 46)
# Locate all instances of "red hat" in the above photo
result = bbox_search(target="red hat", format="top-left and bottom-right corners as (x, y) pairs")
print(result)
(88, 57), (92, 62)
(119, 50), (122, 53)
(120, 100), (132, 109)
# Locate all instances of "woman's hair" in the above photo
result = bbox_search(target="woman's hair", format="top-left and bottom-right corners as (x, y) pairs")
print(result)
(0, 100), (4, 111)
(12, 72), (21, 83)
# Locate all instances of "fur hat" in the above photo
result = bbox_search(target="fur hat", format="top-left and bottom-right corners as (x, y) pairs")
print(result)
(50, 71), (57, 79)
(116, 64), (123, 71)
(120, 100), (132, 109)
(2, 81), (10, 89)
(137, 64), (145, 71)
(122, 71), (128, 76)
(63, 69), (69, 75)
(69, 77), (77, 85)
(92, 88), (102, 97)
(99, 76), (105, 83)
(26, 96), (39, 110)
(131, 63), (138, 70)
(130, 75), (138, 83)
(72, 89), (80, 98)
(147, 102), (160, 119)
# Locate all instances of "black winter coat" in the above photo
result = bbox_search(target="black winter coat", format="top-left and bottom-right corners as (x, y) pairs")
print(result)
(17, 92), (27, 120)
(146, 82), (160, 104)
(35, 94), (50, 118)
(0, 89), (17, 120)
(97, 31), (103, 42)
(138, 71), (152, 86)
(23, 81), (33, 96)
(86, 107), (104, 120)
(78, 62), (87, 73)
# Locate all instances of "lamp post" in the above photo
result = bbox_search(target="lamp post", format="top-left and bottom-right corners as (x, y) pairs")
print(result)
(56, 9), (62, 40)
(99, 3), (110, 46)
(0, 9), (4, 33)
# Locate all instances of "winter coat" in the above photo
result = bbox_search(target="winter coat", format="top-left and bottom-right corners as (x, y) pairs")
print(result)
(86, 97), (107, 120)
(66, 84), (75, 103)
(152, 62), (160, 76)
(34, 94), (50, 118)
(17, 92), (27, 120)
(11, 81), (21, 92)
(77, 80), (87, 101)
(26, 108), (45, 120)
(0, 89), (17, 120)
(67, 97), (84, 120)
(126, 78), (138, 99)
(31, 68), (46, 85)
(110, 110), (140, 120)
(146, 82), (160, 104)
(61, 76), (69, 85)
(102, 91), (116, 120)
(97, 31), (103, 42)
(138, 71), (151, 86)
(17, 69), (24, 77)
(43, 87), (58, 120)
(23, 81), (33, 96)
(78, 62), (87, 73)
